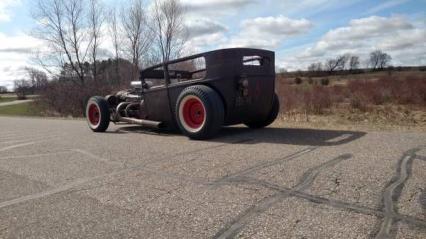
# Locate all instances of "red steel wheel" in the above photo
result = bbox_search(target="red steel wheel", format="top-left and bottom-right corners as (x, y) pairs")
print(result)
(88, 103), (100, 127)
(86, 96), (110, 132)
(176, 85), (224, 140)
(179, 96), (206, 132)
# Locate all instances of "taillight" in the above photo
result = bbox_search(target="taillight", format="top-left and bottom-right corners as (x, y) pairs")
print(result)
(238, 79), (249, 96)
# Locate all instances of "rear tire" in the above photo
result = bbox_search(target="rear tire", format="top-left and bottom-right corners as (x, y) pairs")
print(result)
(86, 96), (110, 132)
(176, 85), (224, 140)
(245, 93), (279, 129)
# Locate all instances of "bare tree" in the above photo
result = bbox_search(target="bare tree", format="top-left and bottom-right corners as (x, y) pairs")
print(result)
(32, 0), (94, 86)
(88, 0), (105, 82)
(369, 50), (392, 70)
(151, 0), (187, 64)
(24, 67), (48, 92)
(121, 0), (152, 81)
(348, 55), (360, 71)
(0, 86), (8, 93)
(325, 54), (348, 73)
(307, 62), (322, 72)
(108, 7), (121, 85)
(14, 79), (32, 99)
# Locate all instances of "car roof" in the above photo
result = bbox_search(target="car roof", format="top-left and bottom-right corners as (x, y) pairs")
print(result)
(141, 48), (274, 72)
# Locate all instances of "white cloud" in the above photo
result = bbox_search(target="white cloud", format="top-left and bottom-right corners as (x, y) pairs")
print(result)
(280, 15), (426, 70)
(183, 32), (228, 55)
(182, 0), (257, 15)
(224, 15), (312, 49)
(185, 18), (228, 39)
(0, 32), (43, 89)
(0, 0), (21, 22)
(323, 15), (413, 41)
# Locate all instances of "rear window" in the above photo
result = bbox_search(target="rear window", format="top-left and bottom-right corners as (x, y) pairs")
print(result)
(243, 55), (269, 66)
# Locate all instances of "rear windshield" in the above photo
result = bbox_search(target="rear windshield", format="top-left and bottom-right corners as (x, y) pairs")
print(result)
(243, 55), (270, 66)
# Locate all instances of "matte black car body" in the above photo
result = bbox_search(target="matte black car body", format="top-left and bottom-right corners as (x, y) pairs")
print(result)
(86, 48), (278, 139)
(141, 48), (275, 126)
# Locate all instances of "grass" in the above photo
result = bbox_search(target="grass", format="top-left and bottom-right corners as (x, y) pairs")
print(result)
(0, 102), (43, 117)
(275, 71), (426, 130)
(0, 96), (17, 103)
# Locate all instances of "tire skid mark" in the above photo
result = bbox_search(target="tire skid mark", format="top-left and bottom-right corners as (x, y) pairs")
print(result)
(211, 147), (317, 187)
(0, 135), (60, 145)
(70, 149), (124, 167)
(139, 138), (254, 168)
(0, 138), (251, 209)
(0, 132), (57, 141)
(227, 176), (426, 228)
(0, 151), (71, 160)
(213, 154), (352, 239)
(374, 148), (423, 239)
(0, 142), (36, 152)
(420, 190), (426, 222)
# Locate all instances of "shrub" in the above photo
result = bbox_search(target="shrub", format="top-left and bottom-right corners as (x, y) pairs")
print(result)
(294, 77), (302, 84)
(276, 72), (425, 117)
(350, 94), (368, 112)
(305, 86), (332, 114)
(347, 75), (426, 107)
(320, 78), (330, 86)
(308, 78), (314, 85)
(39, 80), (117, 117)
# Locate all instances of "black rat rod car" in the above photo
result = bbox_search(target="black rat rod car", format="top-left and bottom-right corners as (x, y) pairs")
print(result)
(86, 48), (279, 139)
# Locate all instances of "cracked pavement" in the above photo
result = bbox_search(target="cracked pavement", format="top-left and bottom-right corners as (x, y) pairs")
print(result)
(0, 116), (425, 238)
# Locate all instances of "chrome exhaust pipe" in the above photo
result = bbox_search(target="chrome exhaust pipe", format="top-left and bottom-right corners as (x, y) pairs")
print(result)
(118, 116), (162, 128)
(115, 101), (162, 128)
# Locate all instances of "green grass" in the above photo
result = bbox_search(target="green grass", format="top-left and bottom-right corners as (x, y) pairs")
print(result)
(0, 96), (17, 103)
(0, 102), (43, 116)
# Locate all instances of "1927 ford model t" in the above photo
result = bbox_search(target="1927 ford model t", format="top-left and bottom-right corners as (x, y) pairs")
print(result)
(86, 48), (279, 139)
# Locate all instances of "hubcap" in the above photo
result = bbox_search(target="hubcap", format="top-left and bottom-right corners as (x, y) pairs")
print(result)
(182, 98), (205, 129)
(88, 104), (100, 126)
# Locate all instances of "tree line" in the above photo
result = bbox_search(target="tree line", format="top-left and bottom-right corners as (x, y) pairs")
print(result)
(31, 0), (186, 87)
(307, 50), (392, 73)
(11, 0), (187, 112)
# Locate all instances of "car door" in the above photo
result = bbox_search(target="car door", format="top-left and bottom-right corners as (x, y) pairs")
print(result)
(142, 69), (173, 125)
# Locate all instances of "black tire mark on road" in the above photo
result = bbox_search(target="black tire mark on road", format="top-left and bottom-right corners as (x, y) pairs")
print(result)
(416, 155), (426, 161)
(420, 189), (426, 222)
(374, 148), (421, 239)
(211, 147), (318, 187)
(227, 176), (426, 228)
(213, 154), (351, 239)
(0, 138), (252, 209)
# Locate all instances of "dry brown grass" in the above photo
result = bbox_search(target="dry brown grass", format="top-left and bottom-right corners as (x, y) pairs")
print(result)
(276, 70), (426, 128)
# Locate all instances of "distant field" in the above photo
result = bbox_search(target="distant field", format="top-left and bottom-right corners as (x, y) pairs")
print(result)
(0, 96), (16, 103)
(275, 70), (426, 129)
(0, 102), (43, 116)
(277, 69), (425, 86)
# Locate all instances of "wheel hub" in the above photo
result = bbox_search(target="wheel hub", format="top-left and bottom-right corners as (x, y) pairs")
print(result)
(88, 104), (100, 126)
(183, 98), (205, 129)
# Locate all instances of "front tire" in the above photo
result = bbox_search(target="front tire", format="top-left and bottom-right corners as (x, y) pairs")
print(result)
(245, 93), (279, 129)
(176, 85), (224, 140)
(86, 96), (110, 132)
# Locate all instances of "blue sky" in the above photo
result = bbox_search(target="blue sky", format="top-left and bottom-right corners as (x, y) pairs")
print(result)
(0, 0), (425, 89)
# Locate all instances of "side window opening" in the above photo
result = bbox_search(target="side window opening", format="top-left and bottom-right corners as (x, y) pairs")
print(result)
(168, 57), (206, 84)
(243, 55), (268, 66)
(144, 66), (166, 88)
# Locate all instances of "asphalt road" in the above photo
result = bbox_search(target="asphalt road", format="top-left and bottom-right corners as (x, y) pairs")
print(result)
(0, 116), (425, 239)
